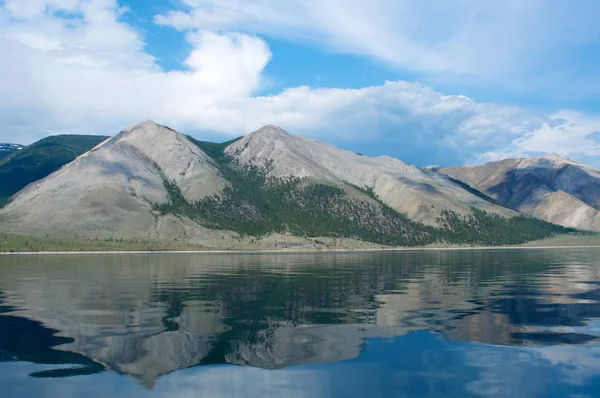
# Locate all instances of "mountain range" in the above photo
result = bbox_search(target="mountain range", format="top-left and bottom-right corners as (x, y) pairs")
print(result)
(1, 120), (592, 248)
(0, 143), (24, 160)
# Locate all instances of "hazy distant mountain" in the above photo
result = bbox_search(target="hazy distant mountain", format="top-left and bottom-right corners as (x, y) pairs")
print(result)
(0, 143), (24, 160)
(0, 121), (569, 246)
(0, 135), (108, 206)
(436, 155), (600, 231)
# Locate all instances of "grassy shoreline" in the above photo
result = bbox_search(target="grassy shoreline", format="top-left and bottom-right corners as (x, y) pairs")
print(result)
(1, 233), (598, 254)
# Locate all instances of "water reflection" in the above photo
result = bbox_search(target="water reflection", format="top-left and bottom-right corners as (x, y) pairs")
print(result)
(1, 249), (600, 396)
(0, 315), (104, 378)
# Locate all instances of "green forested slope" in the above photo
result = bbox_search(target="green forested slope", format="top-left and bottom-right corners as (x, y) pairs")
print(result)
(154, 138), (573, 247)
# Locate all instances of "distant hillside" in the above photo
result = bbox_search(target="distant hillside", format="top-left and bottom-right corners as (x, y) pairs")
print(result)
(0, 143), (24, 160)
(436, 155), (600, 231)
(0, 135), (108, 206)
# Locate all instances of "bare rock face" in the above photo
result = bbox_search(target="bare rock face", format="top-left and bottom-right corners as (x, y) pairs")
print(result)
(0, 120), (227, 238)
(437, 155), (600, 231)
(225, 125), (514, 225)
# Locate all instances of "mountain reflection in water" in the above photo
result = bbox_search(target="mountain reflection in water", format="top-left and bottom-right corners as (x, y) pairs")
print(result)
(1, 249), (600, 397)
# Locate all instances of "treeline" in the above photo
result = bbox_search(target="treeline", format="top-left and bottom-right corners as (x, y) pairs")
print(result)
(153, 139), (571, 246)
(154, 161), (436, 246)
(436, 208), (574, 245)
(0, 234), (196, 252)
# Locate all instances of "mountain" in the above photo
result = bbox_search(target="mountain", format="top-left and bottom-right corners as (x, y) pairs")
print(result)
(0, 143), (24, 160)
(0, 134), (109, 206)
(436, 155), (600, 231)
(0, 121), (228, 238)
(225, 125), (511, 225)
(0, 121), (569, 246)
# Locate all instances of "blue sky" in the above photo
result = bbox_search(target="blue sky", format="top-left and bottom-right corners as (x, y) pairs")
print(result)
(1, 0), (600, 167)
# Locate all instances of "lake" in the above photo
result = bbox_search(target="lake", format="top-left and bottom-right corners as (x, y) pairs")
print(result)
(1, 249), (600, 397)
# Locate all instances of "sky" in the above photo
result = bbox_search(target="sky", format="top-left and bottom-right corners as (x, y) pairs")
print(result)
(1, 0), (600, 167)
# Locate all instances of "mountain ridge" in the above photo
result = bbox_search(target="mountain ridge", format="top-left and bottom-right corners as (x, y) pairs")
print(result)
(225, 124), (514, 225)
(0, 120), (575, 246)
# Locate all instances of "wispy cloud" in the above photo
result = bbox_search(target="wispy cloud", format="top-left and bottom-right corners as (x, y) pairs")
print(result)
(155, 0), (600, 94)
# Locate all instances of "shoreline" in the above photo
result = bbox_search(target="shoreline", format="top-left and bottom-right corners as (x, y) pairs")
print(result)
(2, 245), (600, 255)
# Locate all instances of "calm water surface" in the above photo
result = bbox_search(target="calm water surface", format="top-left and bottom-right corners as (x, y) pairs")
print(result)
(1, 249), (600, 397)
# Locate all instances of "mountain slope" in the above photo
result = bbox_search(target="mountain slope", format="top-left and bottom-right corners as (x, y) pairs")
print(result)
(0, 135), (108, 206)
(155, 125), (567, 245)
(437, 155), (600, 230)
(0, 121), (228, 237)
(0, 143), (24, 160)
(224, 125), (514, 225)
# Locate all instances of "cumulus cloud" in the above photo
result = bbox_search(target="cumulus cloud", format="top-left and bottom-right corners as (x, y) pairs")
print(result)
(0, 0), (272, 142)
(1, 0), (600, 167)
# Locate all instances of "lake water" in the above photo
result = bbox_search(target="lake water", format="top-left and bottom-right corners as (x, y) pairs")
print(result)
(1, 249), (600, 397)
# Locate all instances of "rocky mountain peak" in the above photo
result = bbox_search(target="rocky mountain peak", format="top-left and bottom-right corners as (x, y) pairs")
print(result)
(255, 124), (288, 133)
(128, 119), (162, 130)
(248, 124), (292, 141)
(539, 153), (574, 165)
(116, 119), (173, 141)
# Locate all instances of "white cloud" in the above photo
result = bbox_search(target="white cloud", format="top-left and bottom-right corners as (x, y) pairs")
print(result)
(476, 111), (600, 165)
(3, 0), (80, 19)
(154, 0), (600, 88)
(0, 0), (271, 142)
(1, 0), (600, 167)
